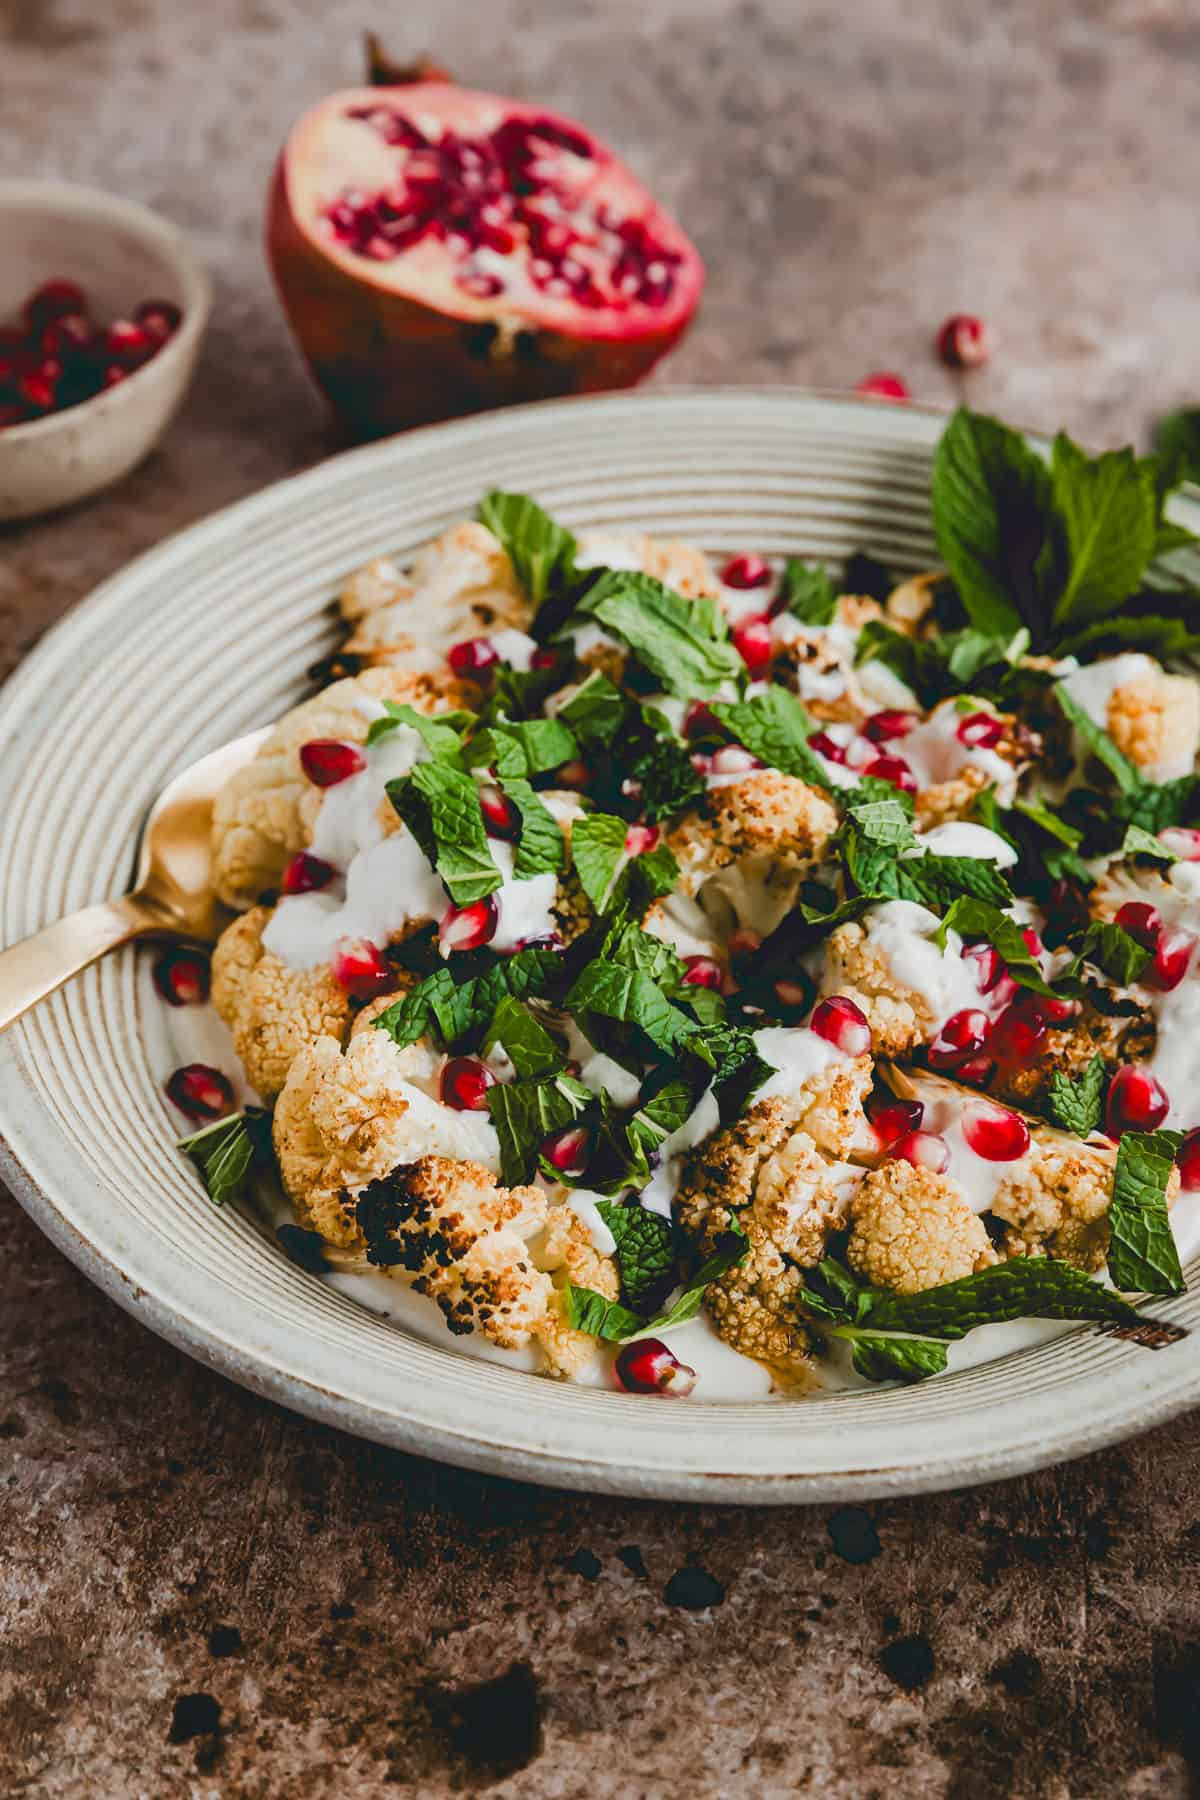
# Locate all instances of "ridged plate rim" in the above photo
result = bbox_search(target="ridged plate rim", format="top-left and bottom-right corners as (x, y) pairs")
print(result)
(2, 384), (1198, 1504)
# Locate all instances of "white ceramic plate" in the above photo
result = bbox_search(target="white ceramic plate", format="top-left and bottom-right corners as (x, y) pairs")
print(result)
(2, 388), (1198, 1503)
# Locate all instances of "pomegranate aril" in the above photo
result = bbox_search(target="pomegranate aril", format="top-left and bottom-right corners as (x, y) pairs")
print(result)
(282, 851), (338, 895)
(331, 937), (393, 998)
(810, 995), (872, 1057)
(1033, 991), (1079, 1025)
(956, 1052), (996, 1087)
(936, 313), (991, 369)
(927, 1008), (991, 1071)
(530, 647), (560, 670)
(962, 1101), (1030, 1162)
(856, 371), (910, 401)
(542, 1124), (591, 1177)
(514, 930), (565, 953)
(689, 751), (712, 778)
(299, 739), (366, 787)
(24, 279), (87, 331)
(440, 1055), (497, 1111)
(720, 553), (771, 590)
(863, 709), (918, 745)
(710, 743), (762, 776)
(962, 942), (1005, 993)
(890, 1130), (950, 1173)
(989, 998), (1046, 1064)
(152, 948), (211, 1007)
(729, 927), (763, 961)
(101, 364), (128, 390)
(1020, 925), (1045, 960)
(624, 823), (661, 856)
(105, 319), (156, 367)
(167, 1063), (234, 1121)
(1152, 927), (1196, 992)
(439, 895), (500, 955)
(1105, 1064), (1170, 1136)
(1158, 827), (1200, 861)
(956, 711), (1006, 750)
(807, 730), (848, 765)
(731, 614), (773, 673)
(862, 754), (917, 796)
(614, 1338), (697, 1396)
(479, 783), (520, 839)
(17, 368), (58, 413)
(448, 636), (500, 676)
(39, 314), (92, 356)
(868, 1097), (924, 1145)
(683, 701), (721, 740)
(135, 298), (183, 340)
(683, 954), (724, 990)
(1115, 901), (1162, 950)
(1177, 1130), (1200, 1191)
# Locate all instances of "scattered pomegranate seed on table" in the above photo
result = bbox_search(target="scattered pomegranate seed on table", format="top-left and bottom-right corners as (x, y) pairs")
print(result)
(614, 1338), (697, 1396)
(855, 372), (911, 402)
(152, 949), (211, 1007)
(935, 313), (991, 369)
(166, 1063), (235, 1121)
(0, 278), (183, 427)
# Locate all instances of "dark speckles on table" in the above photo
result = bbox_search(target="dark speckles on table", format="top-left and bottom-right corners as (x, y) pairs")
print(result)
(6, 2), (1200, 1796)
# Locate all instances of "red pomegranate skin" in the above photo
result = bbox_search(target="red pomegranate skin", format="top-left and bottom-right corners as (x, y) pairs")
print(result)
(266, 83), (704, 439)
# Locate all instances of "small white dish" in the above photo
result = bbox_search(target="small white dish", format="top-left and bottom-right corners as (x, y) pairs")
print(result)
(0, 180), (212, 522)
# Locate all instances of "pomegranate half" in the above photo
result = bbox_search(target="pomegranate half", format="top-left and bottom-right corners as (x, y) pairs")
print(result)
(268, 76), (704, 437)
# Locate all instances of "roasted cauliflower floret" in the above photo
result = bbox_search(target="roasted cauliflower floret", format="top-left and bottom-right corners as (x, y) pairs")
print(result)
(338, 521), (531, 667)
(666, 770), (839, 937)
(820, 900), (981, 1057)
(211, 667), (471, 907)
(989, 993), (1155, 1117)
(989, 1136), (1124, 1272)
(356, 1156), (553, 1350)
(636, 534), (722, 600)
(535, 1207), (621, 1379)
(847, 1161), (996, 1294)
(1106, 667), (1200, 784)
(884, 572), (945, 637)
(211, 907), (351, 1101)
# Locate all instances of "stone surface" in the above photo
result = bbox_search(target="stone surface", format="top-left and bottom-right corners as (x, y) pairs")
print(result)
(4, 1), (1200, 1793)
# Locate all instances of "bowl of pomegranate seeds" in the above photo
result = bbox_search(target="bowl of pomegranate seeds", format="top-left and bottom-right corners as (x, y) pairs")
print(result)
(0, 180), (211, 520)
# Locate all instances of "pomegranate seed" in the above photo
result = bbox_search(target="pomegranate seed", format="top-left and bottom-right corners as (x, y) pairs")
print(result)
(556, 759), (592, 790)
(1178, 1131), (1200, 1191)
(936, 313), (991, 369)
(1032, 992), (1079, 1025)
(989, 998), (1046, 1064)
(625, 823), (661, 856)
(729, 927), (763, 961)
(991, 972), (1019, 1009)
(720, 553), (771, 590)
(710, 743), (762, 776)
(1115, 902), (1162, 950)
(101, 364), (128, 390)
(542, 1124), (591, 1176)
(331, 937), (393, 998)
(868, 1097), (925, 1145)
(956, 711), (1006, 750)
(890, 1130), (950, 1173)
(152, 948), (210, 1007)
(281, 851), (337, 895)
(774, 973), (816, 1010)
(683, 701), (721, 739)
(439, 895), (499, 954)
(1158, 827), (1200, 861)
(1152, 926), (1196, 992)
(928, 1008), (991, 1071)
(863, 754), (917, 796)
(439, 1055), (497, 1111)
(810, 995), (872, 1057)
(24, 279), (87, 331)
(856, 372), (911, 402)
(683, 954), (724, 990)
(614, 1338), (697, 1396)
(690, 751), (712, 777)
(299, 739), (366, 787)
(956, 1052), (996, 1087)
(447, 636), (500, 676)
(962, 1100), (1030, 1162)
(514, 930), (565, 953)
(479, 783), (520, 839)
(39, 314), (91, 356)
(135, 298), (183, 341)
(531, 647), (559, 670)
(808, 730), (848, 764)
(167, 1063), (234, 1122)
(17, 368), (58, 412)
(732, 614), (774, 673)
(1021, 926), (1045, 960)
(863, 709), (918, 745)
(1106, 1064), (1170, 1136)
(105, 319), (156, 367)
(962, 942), (1005, 993)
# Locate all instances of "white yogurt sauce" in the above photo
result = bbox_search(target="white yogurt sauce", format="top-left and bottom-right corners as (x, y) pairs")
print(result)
(911, 821), (1019, 868)
(488, 840), (559, 954)
(860, 900), (982, 1029)
(900, 702), (1015, 799)
(308, 720), (427, 867)
(919, 1085), (1030, 1216)
(639, 1087), (721, 1218)
(562, 1020), (643, 1107)
(262, 831), (446, 967)
(488, 627), (538, 670)
(752, 1024), (846, 1102)
(564, 1188), (618, 1257)
(573, 531), (644, 574)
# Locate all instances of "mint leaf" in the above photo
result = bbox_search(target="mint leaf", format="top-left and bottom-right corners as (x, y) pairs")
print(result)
(1056, 683), (1142, 793)
(1046, 435), (1159, 630)
(478, 490), (577, 609)
(933, 897), (1057, 996)
(365, 702), (472, 759)
(1155, 407), (1200, 482)
(842, 789), (918, 849)
(710, 686), (832, 787)
(571, 813), (630, 911)
(499, 776), (567, 879)
(1108, 1129), (1185, 1295)
(465, 716), (577, 777)
(596, 1201), (677, 1311)
(1073, 920), (1151, 988)
(1047, 1055), (1106, 1137)
(387, 763), (500, 905)
(1014, 795), (1084, 850)
(373, 946), (563, 1051)
(627, 1075), (696, 1150)
(571, 571), (742, 698)
(565, 1233), (749, 1340)
(1056, 614), (1200, 664)
(1121, 823), (1178, 863)
(564, 1287), (644, 1339)
(864, 1259), (1146, 1338)
(844, 1332), (949, 1383)
(931, 407), (1052, 640)
(779, 557), (837, 625)
(565, 961), (699, 1057)
(178, 1108), (274, 1207)
(482, 996), (564, 1078)
(555, 671), (627, 749)
(486, 1072), (591, 1185)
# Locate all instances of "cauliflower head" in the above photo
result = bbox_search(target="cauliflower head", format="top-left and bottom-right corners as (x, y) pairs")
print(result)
(990, 993), (1155, 1117)
(819, 900), (984, 1058)
(1106, 666), (1200, 784)
(989, 1134), (1123, 1272)
(665, 770), (839, 937)
(846, 1161), (996, 1294)
(338, 521), (532, 668)
(211, 907), (351, 1101)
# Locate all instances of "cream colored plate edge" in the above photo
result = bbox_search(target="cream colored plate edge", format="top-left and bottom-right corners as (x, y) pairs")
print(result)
(1, 386), (1197, 1503)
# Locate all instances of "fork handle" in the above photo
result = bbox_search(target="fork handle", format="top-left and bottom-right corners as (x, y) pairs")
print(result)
(0, 896), (158, 1034)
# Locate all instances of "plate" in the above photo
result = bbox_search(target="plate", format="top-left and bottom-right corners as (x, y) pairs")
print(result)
(2, 387), (1197, 1504)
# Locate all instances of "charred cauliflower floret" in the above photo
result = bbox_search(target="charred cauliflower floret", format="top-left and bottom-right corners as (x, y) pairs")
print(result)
(989, 1135), (1125, 1272)
(989, 992), (1155, 1116)
(847, 1161), (996, 1294)
(273, 1028), (499, 1246)
(211, 907), (351, 1101)
(338, 521), (531, 668)
(665, 770), (838, 937)
(1106, 666), (1200, 784)
(211, 667), (471, 908)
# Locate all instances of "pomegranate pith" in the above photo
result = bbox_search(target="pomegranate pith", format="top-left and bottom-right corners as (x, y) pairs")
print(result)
(167, 1063), (235, 1121)
(269, 78), (704, 438)
(614, 1338), (697, 1396)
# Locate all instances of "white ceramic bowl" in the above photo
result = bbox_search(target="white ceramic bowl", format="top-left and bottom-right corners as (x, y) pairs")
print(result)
(0, 181), (212, 522)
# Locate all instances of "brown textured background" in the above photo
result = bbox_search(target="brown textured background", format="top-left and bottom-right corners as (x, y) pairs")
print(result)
(5, 2), (1200, 1794)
